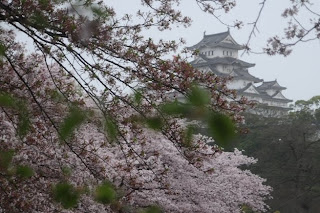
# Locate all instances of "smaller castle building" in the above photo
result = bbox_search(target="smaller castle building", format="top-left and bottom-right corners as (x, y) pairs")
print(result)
(188, 30), (292, 116)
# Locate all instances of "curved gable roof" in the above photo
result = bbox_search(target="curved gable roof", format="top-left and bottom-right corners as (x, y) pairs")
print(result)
(191, 55), (255, 68)
(257, 80), (286, 91)
(233, 68), (263, 83)
(187, 31), (243, 50)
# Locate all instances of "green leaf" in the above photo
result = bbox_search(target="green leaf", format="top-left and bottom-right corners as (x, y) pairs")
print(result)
(16, 165), (34, 178)
(14, 99), (31, 137)
(207, 113), (236, 147)
(61, 166), (72, 177)
(0, 42), (6, 57)
(187, 86), (210, 107)
(160, 101), (189, 116)
(38, 0), (50, 7)
(0, 93), (15, 107)
(0, 94), (30, 137)
(241, 204), (255, 213)
(0, 150), (14, 171)
(133, 90), (143, 105)
(95, 182), (116, 204)
(146, 116), (163, 130)
(50, 90), (65, 102)
(183, 125), (195, 147)
(52, 182), (79, 209)
(105, 118), (118, 143)
(17, 112), (30, 137)
(140, 205), (163, 213)
(30, 11), (49, 29)
(91, 6), (109, 18)
(59, 106), (87, 141)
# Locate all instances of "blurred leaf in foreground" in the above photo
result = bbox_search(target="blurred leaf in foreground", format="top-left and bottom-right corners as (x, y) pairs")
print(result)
(187, 85), (210, 107)
(16, 165), (34, 179)
(0, 93), (15, 107)
(0, 150), (14, 171)
(160, 101), (190, 116)
(146, 116), (163, 130)
(17, 109), (30, 137)
(133, 90), (143, 105)
(140, 205), (163, 213)
(95, 182), (116, 204)
(59, 106), (87, 140)
(105, 118), (118, 143)
(207, 113), (236, 147)
(183, 125), (195, 147)
(0, 93), (30, 137)
(52, 182), (80, 209)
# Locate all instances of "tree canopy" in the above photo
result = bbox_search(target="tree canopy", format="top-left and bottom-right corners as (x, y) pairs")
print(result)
(237, 97), (320, 213)
(0, 1), (274, 212)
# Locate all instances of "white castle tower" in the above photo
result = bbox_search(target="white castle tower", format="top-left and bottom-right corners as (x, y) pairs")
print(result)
(187, 30), (292, 116)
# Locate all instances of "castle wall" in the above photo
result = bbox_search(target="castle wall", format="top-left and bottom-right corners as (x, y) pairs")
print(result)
(261, 100), (288, 107)
(200, 47), (238, 58)
(227, 79), (251, 90)
(216, 64), (233, 74)
(265, 89), (277, 96)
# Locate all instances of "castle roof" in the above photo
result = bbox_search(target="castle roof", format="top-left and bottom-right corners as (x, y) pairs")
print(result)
(233, 68), (263, 83)
(199, 66), (262, 83)
(270, 91), (293, 102)
(257, 80), (286, 91)
(187, 31), (244, 50)
(191, 55), (255, 68)
(237, 83), (292, 103)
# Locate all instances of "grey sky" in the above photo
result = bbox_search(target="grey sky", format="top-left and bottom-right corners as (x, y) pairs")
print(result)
(109, 0), (320, 102)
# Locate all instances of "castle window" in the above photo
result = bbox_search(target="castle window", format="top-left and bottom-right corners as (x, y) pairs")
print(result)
(211, 51), (214, 55)
(223, 50), (225, 55)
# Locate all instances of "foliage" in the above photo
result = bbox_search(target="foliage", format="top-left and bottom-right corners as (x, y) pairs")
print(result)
(95, 182), (117, 204)
(15, 165), (34, 179)
(237, 98), (320, 213)
(0, 150), (14, 171)
(59, 106), (87, 140)
(52, 182), (80, 209)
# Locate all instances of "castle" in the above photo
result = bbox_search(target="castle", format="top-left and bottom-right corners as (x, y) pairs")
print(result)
(187, 30), (292, 116)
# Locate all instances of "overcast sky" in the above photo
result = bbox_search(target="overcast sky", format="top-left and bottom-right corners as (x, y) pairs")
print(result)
(108, 0), (320, 102)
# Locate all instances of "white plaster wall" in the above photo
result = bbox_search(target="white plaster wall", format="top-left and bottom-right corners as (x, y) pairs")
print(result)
(244, 95), (263, 103)
(273, 92), (286, 100)
(199, 47), (238, 58)
(199, 47), (215, 57)
(227, 79), (251, 89)
(265, 89), (277, 96)
(216, 64), (233, 74)
(216, 64), (223, 72)
(261, 100), (287, 107)
(245, 86), (259, 94)
(214, 47), (224, 58)
(212, 47), (237, 58)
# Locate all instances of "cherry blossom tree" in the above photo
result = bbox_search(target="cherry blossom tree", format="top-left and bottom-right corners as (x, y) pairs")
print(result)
(264, 0), (320, 56)
(0, 43), (271, 212)
(0, 0), (271, 212)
